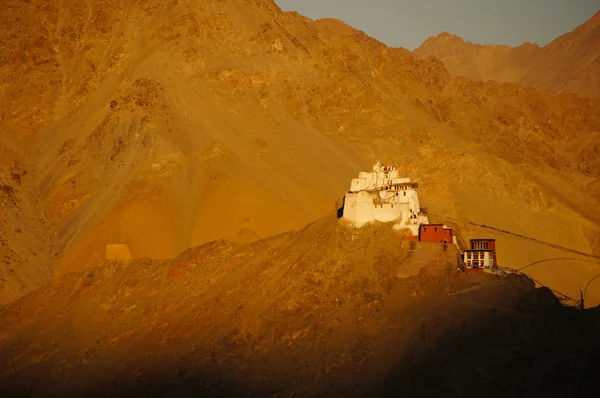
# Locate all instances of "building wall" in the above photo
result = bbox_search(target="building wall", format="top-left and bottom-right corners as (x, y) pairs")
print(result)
(411, 191), (420, 212)
(344, 164), (424, 230)
(105, 244), (132, 260)
(377, 189), (420, 214)
(463, 251), (493, 267)
(351, 178), (365, 192)
(344, 194), (413, 226)
(373, 203), (404, 222)
(342, 191), (374, 226)
(350, 171), (410, 192)
(470, 240), (496, 251)
(470, 240), (498, 265)
(419, 225), (453, 243)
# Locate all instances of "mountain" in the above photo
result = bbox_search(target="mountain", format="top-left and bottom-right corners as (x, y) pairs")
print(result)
(1, 216), (599, 396)
(519, 10), (600, 97)
(0, 1), (599, 394)
(414, 10), (600, 98)
(0, 0), (599, 312)
(413, 33), (540, 83)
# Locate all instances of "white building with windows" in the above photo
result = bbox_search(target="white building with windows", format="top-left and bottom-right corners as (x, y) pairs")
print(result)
(462, 239), (498, 269)
(342, 162), (429, 234)
(462, 251), (495, 268)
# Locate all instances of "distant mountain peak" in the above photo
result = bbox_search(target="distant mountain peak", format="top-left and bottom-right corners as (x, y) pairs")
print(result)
(587, 9), (600, 28)
(520, 41), (540, 49)
(420, 32), (465, 48)
(413, 9), (600, 97)
(435, 32), (464, 41)
(438, 32), (458, 38)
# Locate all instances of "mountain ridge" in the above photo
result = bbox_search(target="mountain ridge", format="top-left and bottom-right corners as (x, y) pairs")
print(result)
(414, 10), (600, 97)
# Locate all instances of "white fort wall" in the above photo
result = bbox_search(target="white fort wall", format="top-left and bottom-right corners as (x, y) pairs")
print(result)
(342, 162), (429, 233)
(373, 203), (408, 222)
(350, 171), (410, 192)
(343, 191), (376, 226)
(343, 192), (424, 228)
(375, 188), (420, 213)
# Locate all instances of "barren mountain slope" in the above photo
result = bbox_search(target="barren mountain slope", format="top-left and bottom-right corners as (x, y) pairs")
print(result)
(414, 10), (600, 97)
(519, 10), (600, 97)
(413, 33), (539, 83)
(0, 216), (599, 397)
(0, 0), (599, 305)
(0, 147), (52, 304)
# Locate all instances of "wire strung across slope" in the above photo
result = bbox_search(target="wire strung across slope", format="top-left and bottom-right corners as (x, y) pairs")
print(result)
(502, 267), (579, 305)
(427, 214), (600, 307)
(510, 258), (600, 308)
(501, 266), (600, 309)
(468, 222), (600, 260)
(515, 257), (600, 271)
(583, 272), (600, 304)
(427, 213), (600, 260)
(467, 225), (600, 307)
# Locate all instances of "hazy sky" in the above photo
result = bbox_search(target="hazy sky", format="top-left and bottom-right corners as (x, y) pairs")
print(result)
(275, 0), (599, 50)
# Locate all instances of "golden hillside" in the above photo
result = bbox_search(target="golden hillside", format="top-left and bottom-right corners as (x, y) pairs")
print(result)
(0, 0), (599, 309)
(414, 10), (600, 98)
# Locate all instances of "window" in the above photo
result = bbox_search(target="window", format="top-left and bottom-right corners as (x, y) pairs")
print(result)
(473, 241), (488, 250)
(403, 192), (406, 196)
(434, 227), (438, 232)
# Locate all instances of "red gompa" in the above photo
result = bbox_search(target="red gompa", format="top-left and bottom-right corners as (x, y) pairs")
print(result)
(418, 224), (453, 244)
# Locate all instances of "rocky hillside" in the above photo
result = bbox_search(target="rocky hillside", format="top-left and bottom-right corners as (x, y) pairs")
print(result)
(414, 10), (600, 98)
(413, 33), (539, 83)
(520, 10), (600, 97)
(1, 216), (598, 397)
(0, 0), (599, 307)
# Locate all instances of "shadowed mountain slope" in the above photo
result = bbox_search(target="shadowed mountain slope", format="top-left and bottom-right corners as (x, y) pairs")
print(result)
(0, 216), (598, 397)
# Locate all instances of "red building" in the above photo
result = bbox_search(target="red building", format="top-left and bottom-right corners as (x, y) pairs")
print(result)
(418, 224), (453, 244)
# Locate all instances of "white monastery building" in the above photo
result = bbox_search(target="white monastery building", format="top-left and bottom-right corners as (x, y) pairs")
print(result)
(342, 162), (429, 234)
